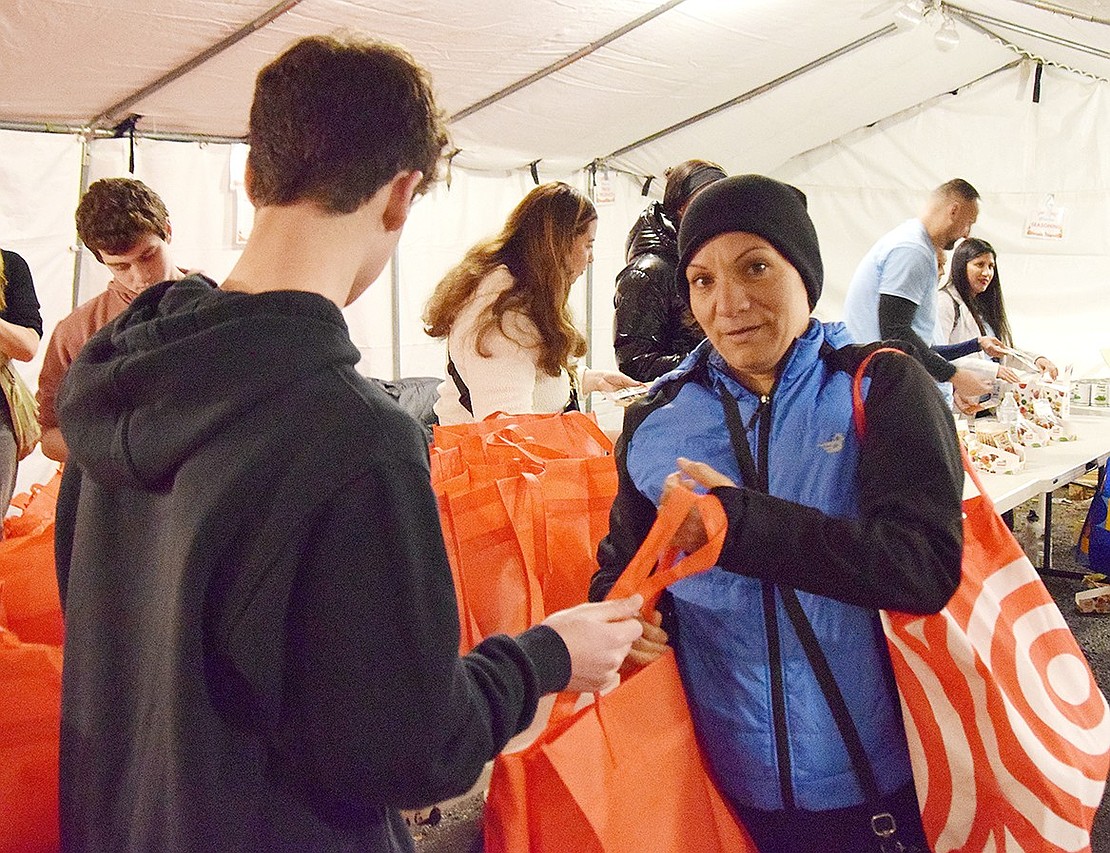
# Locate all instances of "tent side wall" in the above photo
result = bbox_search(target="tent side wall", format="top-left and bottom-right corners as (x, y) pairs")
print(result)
(777, 62), (1110, 374)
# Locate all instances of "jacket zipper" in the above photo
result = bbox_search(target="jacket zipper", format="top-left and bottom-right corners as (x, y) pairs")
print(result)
(720, 383), (795, 811)
(751, 393), (794, 811)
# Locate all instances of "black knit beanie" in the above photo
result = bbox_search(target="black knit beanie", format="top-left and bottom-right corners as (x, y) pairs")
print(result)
(676, 174), (823, 309)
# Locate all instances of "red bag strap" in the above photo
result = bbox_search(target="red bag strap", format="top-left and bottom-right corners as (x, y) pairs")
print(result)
(850, 346), (906, 440)
(605, 486), (728, 618)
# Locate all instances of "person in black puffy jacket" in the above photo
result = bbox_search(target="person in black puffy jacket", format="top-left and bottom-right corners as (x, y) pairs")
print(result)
(613, 159), (726, 382)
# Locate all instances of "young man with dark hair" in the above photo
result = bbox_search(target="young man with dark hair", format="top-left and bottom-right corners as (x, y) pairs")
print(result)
(55, 33), (642, 852)
(37, 177), (185, 461)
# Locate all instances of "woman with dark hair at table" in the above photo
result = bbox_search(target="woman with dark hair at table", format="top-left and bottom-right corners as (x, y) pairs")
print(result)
(936, 237), (1057, 413)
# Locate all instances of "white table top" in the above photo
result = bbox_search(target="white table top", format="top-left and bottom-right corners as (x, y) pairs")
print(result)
(970, 414), (1110, 514)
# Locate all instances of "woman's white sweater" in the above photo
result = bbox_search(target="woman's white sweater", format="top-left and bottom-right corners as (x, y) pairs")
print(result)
(434, 266), (572, 425)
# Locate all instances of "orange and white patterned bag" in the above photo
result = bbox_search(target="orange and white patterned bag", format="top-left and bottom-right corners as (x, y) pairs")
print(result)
(855, 349), (1110, 851)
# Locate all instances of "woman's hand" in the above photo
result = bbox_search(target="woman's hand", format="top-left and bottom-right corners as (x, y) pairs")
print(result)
(582, 368), (645, 395)
(951, 367), (993, 400)
(953, 393), (982, 415)
(621, 609), (670, 671)
(660, 458), (736, 554)
(0, 318), (40, 362)
(1035, 356), (1059, 381)
(978, 336), (1007, 358)
(997, 365), (1022, 384)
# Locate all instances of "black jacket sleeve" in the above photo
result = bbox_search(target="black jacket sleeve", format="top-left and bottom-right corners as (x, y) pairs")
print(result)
(711, 348), (963, 614)
(935, 338), (981, 360)
(878, 293), (955, 381)
(590, 406), (661, 601)
(274, 418), (571, 812)
(613, 258), (703, 382)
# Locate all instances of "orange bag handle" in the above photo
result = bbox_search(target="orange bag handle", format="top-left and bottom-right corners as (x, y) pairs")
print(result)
(556, 409), (614, 454)
(484, 428), (570, 463)
(542, 487), (728, 727)
(487, 411), (612, 455)
(606, 486), (728, 617)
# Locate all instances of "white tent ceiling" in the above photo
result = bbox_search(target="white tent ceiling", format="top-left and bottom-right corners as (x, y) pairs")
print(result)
(3, 0), (1110, 178)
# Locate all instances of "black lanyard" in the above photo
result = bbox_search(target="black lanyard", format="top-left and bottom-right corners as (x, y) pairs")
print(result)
(717, 382), (762, 490)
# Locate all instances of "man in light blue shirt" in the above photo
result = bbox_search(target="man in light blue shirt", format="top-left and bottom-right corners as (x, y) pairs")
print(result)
(843, 179), (1002, 401)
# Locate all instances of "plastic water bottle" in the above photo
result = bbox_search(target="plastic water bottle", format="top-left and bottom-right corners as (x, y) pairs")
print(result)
(998, 391), (1019, 429)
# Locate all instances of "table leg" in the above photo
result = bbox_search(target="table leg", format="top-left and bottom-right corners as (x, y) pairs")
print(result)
(1037, 488), (1086, 580)
(1042, 491), (1053, 570)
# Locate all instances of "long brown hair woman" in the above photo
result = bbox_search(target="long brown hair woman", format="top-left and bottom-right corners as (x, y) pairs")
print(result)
(425, 181), (640, 423)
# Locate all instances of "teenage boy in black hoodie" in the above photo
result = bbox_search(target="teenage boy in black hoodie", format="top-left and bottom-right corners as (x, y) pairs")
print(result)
(54, 34), (643, 852)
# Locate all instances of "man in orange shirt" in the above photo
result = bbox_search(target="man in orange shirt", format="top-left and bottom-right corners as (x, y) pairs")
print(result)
(37, 178), (187, 461)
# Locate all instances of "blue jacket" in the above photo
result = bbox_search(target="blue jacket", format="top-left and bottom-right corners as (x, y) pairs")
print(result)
(593, 320), (964, 814)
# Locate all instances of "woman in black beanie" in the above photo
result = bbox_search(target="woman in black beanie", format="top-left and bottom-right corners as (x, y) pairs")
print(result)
(591, 175), (965, 852)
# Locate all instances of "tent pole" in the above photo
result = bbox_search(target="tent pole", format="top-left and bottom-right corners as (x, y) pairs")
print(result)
(86, 0), (305, 131)
(70, 134), (93, 310)
(993, 0), (1110, 27)
(603, 23), (897, 161)
(0, 121), (246, 147)
(583, 164), (597, 412)
(448, 0), (688, 123)
(949, 4), (1110, 60)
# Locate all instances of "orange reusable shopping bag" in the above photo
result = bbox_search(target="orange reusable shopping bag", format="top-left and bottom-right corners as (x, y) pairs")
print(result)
(430, 412), (618, 649)
(854, 349), (1110, 852)
(0, 468), (65, 646)
(885, 461), (1110, 852)
(491, 454), (618, 617)
(432, 410), (613, 461)
(435, 465), (546, 647)
(3, 466), (63, 539)
(0, 627), (62, 853)
(0, 522), (63, 646)
(484, 488), (757, 853)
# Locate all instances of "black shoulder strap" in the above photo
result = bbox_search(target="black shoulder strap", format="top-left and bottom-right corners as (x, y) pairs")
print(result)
(446, 354), (473, 415)
(780, 589), (881, 802)
(945, 287), (961, 332)
(780, 588), (908, 851)
(718, 387), (760, 488)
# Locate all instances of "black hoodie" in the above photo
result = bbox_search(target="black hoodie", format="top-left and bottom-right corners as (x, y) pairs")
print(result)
(612, 202), (705, 382)
(55, 275), (569, 852)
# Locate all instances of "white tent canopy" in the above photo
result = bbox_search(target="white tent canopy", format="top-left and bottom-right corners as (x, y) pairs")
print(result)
(5, 0), (1110, 173)
(2, 0), (1110, 485)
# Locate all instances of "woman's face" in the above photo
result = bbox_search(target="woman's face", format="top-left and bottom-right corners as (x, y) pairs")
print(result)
(566, 219), (597, 282)
(966, 251), (995, 295)
(686, 232), (811, 395)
